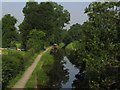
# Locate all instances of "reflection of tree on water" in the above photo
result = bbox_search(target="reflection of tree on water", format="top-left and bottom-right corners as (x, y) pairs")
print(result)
(47, 49), (69, 88)
(38, 49), (69, 88)
(71, 60), (90, 89)
(71, 61), (90, 89)
(72, 73), (90, 89)
(66, 50), (90, 89)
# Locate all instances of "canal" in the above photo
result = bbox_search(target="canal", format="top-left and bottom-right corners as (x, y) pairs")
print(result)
(36, 49), (120, 89)
(37, 49), (81, 89)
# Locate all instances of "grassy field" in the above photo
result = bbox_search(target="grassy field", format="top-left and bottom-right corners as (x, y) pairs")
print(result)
(25, 49), (54, 88)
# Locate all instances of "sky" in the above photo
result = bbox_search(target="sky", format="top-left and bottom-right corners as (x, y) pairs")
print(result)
(1, 2), (91, 29)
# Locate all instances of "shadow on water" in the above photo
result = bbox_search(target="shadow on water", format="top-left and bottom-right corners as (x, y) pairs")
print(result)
(66, 50), (91, 89)
(37, 49), (82, 89)
(45, 49), (69, 88)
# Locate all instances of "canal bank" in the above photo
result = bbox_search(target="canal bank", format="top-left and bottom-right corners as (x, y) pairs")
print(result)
(25, 47), (81, 89)
(25, 48), (54, 88)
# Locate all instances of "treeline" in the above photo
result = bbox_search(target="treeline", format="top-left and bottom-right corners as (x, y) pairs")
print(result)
(2, 1), (70, 51)
(65, 2), (120, 89)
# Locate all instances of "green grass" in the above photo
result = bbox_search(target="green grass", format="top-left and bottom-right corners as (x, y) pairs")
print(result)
(6, 72), (24, 88)
(6, 50), (43, 88)
(24, 51), (43, 69)
(65, 41), (79, 56)
(58, 42), (65, 48)
(66, 41), (79, 50)
(2, 49), (26, 54)
(66, 42), (74, 50)
(25, 49), (54, 88)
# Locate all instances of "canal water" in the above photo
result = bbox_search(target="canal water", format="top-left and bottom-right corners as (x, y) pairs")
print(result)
(46, 54), (80, 89)
(37, 49), (80, 89)
(61, 56), (79, 88)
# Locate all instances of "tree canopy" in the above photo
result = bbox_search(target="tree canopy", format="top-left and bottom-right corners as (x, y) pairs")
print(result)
(19, 1), (70, 49)
(27, 29), (45, 52)
(2, 14), (18, 48)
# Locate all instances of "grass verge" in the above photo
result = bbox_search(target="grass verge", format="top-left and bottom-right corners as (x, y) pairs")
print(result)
(25, 49), (54, 88)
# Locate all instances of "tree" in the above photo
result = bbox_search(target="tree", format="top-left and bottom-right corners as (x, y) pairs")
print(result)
(63, 31), (72, 46)
(63, 23), (84, 46)
(68, 23), (83, 41)
(2, 14), (18, 48)
(19, 1), (38, 49)
(19, 1), (70, 50)
(27, 29), (45, 52)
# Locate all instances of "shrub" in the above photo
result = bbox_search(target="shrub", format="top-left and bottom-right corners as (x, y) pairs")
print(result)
(2, 49), (36, 89)
(2, 55), (21, 89)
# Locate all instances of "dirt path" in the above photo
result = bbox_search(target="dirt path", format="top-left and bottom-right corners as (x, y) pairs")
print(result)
(12, 48), (50, 89)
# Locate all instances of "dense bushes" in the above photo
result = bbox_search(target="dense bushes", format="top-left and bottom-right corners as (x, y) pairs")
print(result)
(2, 49), (36, 89)
(2, 55), (20, 87)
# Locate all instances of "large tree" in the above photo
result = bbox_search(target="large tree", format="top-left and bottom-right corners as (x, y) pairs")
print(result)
(2, 14), (18, 48)
(19, 1), (70, 50)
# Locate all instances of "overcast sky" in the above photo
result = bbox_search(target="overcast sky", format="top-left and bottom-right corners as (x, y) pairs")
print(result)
(2, 2), (91, 29)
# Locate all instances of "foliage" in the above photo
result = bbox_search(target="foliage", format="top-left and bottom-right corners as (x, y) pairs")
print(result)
(25, 48), (69, 88)
(27, 29), (45, 52)
(63, 31), (72, 46)
(58, 42), (65, 48)
(63, 23), (84, 46)
(65, 1), (120, 89)
(2, 14), (18, 48)
(2, 52), (23, 89)
(2, 49), (39, 89)
(19, 1), (70, 49)
(25, 49), (54, 88)
(68, 23), (82, 41)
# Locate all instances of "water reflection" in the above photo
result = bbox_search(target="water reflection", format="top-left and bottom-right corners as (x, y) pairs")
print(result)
(66, 50), (90, 89)
(37, 49), (80, 89)
(72, 72), (90, 89)
(37, 49), (69, 89)
(46, 56), (69, 88)
(62, 56), (79, 88)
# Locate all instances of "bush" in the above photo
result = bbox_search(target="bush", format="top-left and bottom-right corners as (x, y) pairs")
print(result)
(2, 49), (37, 89)
(2, 54), (21, 89)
